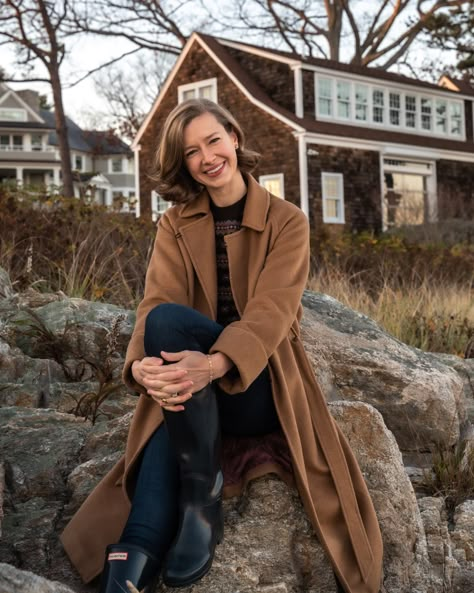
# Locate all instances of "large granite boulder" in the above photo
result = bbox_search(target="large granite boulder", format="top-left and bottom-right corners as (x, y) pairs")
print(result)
(0, 269), (473, 593)
(301, 291), (466, 452)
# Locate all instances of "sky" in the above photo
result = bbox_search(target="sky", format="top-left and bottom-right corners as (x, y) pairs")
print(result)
(2, 34), (152, 130)
(1, 3), (453, 136)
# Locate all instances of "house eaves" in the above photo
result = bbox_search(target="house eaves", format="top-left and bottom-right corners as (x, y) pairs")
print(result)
(216, 36), (472, 100)
(132, 32), (305, 150)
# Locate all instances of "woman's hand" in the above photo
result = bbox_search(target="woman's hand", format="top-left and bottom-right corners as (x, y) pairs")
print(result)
(131, 356), (193, 412)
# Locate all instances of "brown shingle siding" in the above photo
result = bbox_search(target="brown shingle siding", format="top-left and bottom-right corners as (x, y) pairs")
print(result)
(225, 46), (295, 114)
(307, 146), (381, 234)
(437, 159), (474, 219)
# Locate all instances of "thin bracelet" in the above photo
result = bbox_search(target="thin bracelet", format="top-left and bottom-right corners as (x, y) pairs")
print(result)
(207, 354), (214, 384)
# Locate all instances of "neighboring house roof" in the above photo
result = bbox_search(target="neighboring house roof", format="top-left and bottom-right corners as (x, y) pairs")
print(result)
(0, 83), (131, 155)
(438, 74), (474, 96)
(81, 130), (132, 156)
(134, 32), (473, 155)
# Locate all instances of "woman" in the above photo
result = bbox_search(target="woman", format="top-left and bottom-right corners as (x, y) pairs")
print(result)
(60, 99), (383, 593)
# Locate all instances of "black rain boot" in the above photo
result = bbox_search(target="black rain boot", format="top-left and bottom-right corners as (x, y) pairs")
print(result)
(99, 543), (160, 593)
(161, 383), (224, 587)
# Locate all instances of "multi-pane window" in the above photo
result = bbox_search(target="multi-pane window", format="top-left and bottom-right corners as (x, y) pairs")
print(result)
(322, 172), (345, 223)
(373, 89), (385, 123)
(336, 81), (351, 119)
(0, 135), (9, 147)
(74, 155), (83, 170)
(421, 98), (432, 130)
(259, 173), (285, 199)
(178, 78), (217, 103)
(0, 108), (26, 121)
(389, 93), (401, 126)
(355, 84), (368, 121)
(318, 78), (333, 116)
(31, 134), (42, 151)
(435, 100), (447, 133)
(314, 74), (464, 138)
(450, 102), (462, 136)
(405, 95), (417, 128)
(111, 157), (123, 173)
(13, 135), (23, 150)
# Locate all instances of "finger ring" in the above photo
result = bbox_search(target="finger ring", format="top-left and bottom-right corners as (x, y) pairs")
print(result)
(170, 392), (179, 398)
(162, 398), (168, 405)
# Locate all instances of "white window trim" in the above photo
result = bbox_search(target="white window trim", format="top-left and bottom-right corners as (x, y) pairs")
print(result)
(314, 74), (465, 141)
(109, 156), (124, 174)
(259, 173), (285, 199)
(178, 77), (218, 103)
(0, 107), (27, 122)
(322, 172), (345, 224)
(151, 190), (171, 221)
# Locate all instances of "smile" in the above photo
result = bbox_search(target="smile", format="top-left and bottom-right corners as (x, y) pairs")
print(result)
(205, 163), (225, 176)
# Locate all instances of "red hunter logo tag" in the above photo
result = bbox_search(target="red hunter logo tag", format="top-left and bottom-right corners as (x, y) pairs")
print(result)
(108, 552), (128, 561)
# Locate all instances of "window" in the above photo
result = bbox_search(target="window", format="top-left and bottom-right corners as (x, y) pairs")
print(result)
(0, 108), (27, 121)
(0, 135), (8, 147)
(322, 173), (345, 223)
(12, 135), (23, 150)
(111, 157), (123, 173)
(435, 100), (447, 134)
(74, 155), (83, 170)
(449, 102), (462, 136)
(31, 134), (43, 151)
(372, 89), (385, 123)
(317, 77), (333, 116)
(259, 174), (285, 199)
(178, 78), (217, 103)
(355, 84), (368, 121)
(389, 93), (401, 126)
(336, 81), (351, 119)
(421, 98), (432, 130)
(405, 95), (417, 128)
(151, 190), (171, 221)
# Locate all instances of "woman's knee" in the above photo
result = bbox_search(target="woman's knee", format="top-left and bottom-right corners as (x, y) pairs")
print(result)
(145, 303), (189, 334)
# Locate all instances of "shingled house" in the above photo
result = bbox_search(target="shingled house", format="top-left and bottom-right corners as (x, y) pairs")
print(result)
(132, 33), (474, 231)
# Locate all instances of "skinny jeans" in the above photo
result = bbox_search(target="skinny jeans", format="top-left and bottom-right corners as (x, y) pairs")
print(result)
(119, 303), (280, 557)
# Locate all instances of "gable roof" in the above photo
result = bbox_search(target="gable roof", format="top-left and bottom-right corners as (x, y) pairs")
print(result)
(438, 74), (474, 97)
(216, 36), (465, 97)
(0, 84), (46, 123)
(81, 130), (132, 155)
(134, 32), (473, 152)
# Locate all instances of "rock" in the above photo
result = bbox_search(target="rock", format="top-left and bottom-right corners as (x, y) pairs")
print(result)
(329, 402), (432, 593)
(0, 563), (77, 593)
(429, 354), (474, 423)
(301, 291), (465, 452)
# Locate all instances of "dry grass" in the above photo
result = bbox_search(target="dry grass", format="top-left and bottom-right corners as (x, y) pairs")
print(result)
(307, 266), (474, 356)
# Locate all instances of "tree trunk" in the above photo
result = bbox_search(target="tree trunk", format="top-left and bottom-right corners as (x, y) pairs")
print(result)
(49, 66), (74, 198)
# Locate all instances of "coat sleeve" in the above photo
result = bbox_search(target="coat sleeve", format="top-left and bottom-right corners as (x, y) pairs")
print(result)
(210, 204), (310, 394)
(122, 211), (189, 393)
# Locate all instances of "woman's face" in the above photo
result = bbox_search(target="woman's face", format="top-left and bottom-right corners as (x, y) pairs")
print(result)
(183, 112), (239, 193)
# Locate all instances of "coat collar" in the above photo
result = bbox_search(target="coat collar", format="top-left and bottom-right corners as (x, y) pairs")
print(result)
(179, 173), (269, 231)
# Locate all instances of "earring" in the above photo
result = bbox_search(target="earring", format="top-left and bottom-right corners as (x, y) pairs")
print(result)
(235, 144), (239, 150)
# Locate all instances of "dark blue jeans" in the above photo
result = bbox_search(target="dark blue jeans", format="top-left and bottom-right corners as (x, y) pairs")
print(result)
(120, 304), (280, 557)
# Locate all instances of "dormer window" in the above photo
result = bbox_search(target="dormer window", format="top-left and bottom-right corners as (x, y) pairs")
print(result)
(178, 78), (217, 103)
(0, 108), (27, 122)
(314, 73), (464, 139)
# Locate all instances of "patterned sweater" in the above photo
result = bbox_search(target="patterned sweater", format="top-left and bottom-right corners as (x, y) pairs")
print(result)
(210, 194), (247, 326)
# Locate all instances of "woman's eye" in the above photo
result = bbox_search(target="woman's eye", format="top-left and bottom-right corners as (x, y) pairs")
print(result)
(185, 149), (197, 158)
(210, 137), (220, 144)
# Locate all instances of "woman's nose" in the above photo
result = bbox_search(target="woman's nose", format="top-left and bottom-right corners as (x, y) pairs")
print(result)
(201, 147), (215, 164)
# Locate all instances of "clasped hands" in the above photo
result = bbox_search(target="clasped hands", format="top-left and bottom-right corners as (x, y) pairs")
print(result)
(132, 350), (210, 412)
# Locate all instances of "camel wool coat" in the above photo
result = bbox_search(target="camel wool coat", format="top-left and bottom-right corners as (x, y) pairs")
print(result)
(60, 174), (383, 593)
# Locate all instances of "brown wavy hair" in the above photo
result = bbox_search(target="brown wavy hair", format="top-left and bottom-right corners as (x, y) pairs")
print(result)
(152, 99), (260, 203)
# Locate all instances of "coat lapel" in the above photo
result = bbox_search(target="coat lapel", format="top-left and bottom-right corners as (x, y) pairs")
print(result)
(179, 192), (218, 320)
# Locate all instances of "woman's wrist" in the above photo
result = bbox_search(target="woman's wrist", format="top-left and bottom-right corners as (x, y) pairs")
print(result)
(209, 352), (233, 381)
